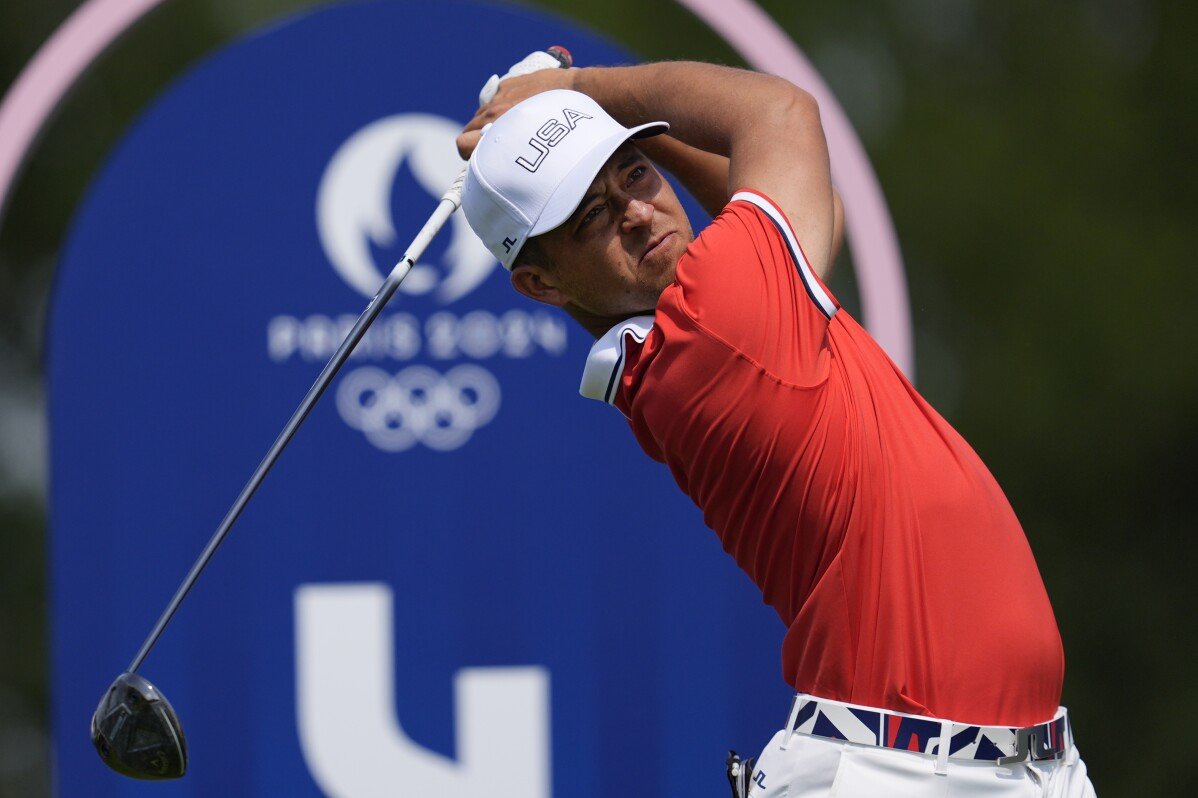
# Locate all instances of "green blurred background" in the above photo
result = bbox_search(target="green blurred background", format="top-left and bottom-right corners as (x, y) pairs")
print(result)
(0, 0), (1193, 795)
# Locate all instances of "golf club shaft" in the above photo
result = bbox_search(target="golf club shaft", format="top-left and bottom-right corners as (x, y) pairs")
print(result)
(127, 171), (467, 673)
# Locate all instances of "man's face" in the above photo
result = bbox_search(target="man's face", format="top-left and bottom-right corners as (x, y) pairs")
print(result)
(514, 143), (693, 322)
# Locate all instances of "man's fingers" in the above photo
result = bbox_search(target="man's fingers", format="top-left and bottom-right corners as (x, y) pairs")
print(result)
(463, 103), (505, 132)
(459, 103), (509, 159)
(462, 112), (485, 134)
(457, 129), (483, 160)
(460, 67), (575, 160)
(469, 71), (574, 124)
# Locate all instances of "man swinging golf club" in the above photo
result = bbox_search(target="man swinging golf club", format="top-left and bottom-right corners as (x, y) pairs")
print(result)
(457, 60), (1097, 797)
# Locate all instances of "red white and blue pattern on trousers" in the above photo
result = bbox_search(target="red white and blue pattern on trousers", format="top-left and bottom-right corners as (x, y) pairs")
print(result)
(789, 696), (1069, 764)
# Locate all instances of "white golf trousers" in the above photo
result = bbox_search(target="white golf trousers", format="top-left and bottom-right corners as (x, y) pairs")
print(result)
(747, 728), (1097, 798)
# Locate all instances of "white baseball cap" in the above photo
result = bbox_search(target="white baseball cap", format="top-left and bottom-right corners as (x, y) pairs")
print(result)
(462, 89), (668, 270)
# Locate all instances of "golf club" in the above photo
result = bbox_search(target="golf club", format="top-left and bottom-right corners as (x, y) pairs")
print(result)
(91, 45), (573, 779)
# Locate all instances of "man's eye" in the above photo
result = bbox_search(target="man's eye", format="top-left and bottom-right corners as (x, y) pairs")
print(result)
(628, 165), (646, 184)
(581, 204), (604, 227)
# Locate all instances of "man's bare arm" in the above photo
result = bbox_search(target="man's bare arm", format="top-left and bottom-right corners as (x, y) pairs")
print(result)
(460, 62), (835, 277)
(829, 190), (844, 275)
(640, 135), (844, 280)
(635, 135), (729, 218)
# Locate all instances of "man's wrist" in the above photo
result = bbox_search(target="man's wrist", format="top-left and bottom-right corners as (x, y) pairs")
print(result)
(568, 66), (590, 97)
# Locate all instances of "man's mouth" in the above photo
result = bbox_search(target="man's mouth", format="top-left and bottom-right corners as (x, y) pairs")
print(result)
(640, 231), (675, 265)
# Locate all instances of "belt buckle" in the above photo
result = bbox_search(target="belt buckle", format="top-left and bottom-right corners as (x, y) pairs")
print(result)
(997, 724), (1061, 766)
(996, 727), (1032, 766)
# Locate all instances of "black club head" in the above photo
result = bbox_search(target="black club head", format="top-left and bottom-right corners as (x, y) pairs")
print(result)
(91, 672), (187, 780)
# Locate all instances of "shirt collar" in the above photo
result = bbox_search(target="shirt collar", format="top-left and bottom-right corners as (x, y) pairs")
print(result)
(578, 315), (655, 405)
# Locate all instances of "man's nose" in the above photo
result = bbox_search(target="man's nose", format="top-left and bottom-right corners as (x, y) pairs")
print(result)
(620, 198), (653, 233)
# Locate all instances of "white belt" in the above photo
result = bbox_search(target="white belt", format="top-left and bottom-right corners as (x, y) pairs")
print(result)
(782, 694), (1071, 769)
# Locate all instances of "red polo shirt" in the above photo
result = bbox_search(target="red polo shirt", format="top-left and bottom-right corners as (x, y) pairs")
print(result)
(580, 190), (1064, 727)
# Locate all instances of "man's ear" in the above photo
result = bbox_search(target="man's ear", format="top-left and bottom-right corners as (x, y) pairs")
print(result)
(511, 265), (570, 308)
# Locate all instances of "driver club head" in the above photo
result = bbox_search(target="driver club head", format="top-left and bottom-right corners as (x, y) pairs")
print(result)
(91, 672), (187, 780)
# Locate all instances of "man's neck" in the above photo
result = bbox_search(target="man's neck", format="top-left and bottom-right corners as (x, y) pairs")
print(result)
(564, 303), (657, 340)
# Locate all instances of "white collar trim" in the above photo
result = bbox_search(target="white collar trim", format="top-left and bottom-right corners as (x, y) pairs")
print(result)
(579, 315), (655, 405)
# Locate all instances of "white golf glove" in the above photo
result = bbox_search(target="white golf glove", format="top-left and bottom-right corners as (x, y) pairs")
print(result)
(478, 50), (568, 106)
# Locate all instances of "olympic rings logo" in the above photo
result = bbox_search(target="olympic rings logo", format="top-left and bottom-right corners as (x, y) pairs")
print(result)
(335, 365), (501, 452)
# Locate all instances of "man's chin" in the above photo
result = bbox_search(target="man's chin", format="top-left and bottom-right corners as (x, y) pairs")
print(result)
(640, 267), (676, 309)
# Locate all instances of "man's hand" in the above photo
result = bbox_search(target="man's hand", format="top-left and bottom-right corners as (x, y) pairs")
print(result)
(456, 69), (576, 160)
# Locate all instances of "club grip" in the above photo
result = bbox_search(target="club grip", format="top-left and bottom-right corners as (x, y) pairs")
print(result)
(546, 45), (573, 68)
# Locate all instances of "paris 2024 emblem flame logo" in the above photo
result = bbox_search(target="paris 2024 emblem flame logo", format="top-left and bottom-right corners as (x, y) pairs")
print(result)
(316, 113), (496, 303)
(281, 113), (566, 453)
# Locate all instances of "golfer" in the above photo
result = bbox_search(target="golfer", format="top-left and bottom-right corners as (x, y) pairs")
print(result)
(457, 60), (1096, 798)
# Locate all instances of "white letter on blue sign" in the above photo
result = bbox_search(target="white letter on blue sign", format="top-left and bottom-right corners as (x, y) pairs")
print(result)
(295, 583), (552, 797)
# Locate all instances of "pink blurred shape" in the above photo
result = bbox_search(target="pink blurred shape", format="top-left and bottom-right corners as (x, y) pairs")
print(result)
(0, 0), (168, 220)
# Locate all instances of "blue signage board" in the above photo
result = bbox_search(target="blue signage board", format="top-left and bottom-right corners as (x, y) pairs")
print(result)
(48, 1), (791, 794)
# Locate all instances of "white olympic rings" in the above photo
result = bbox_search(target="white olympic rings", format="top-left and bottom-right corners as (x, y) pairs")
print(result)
(335, 364), (501, 452)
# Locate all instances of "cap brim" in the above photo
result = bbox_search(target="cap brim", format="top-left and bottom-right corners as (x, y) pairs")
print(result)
(529, 120), (670, 237)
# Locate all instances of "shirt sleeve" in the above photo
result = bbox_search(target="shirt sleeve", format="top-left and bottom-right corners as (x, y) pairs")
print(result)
(670, 189), (839, 385)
